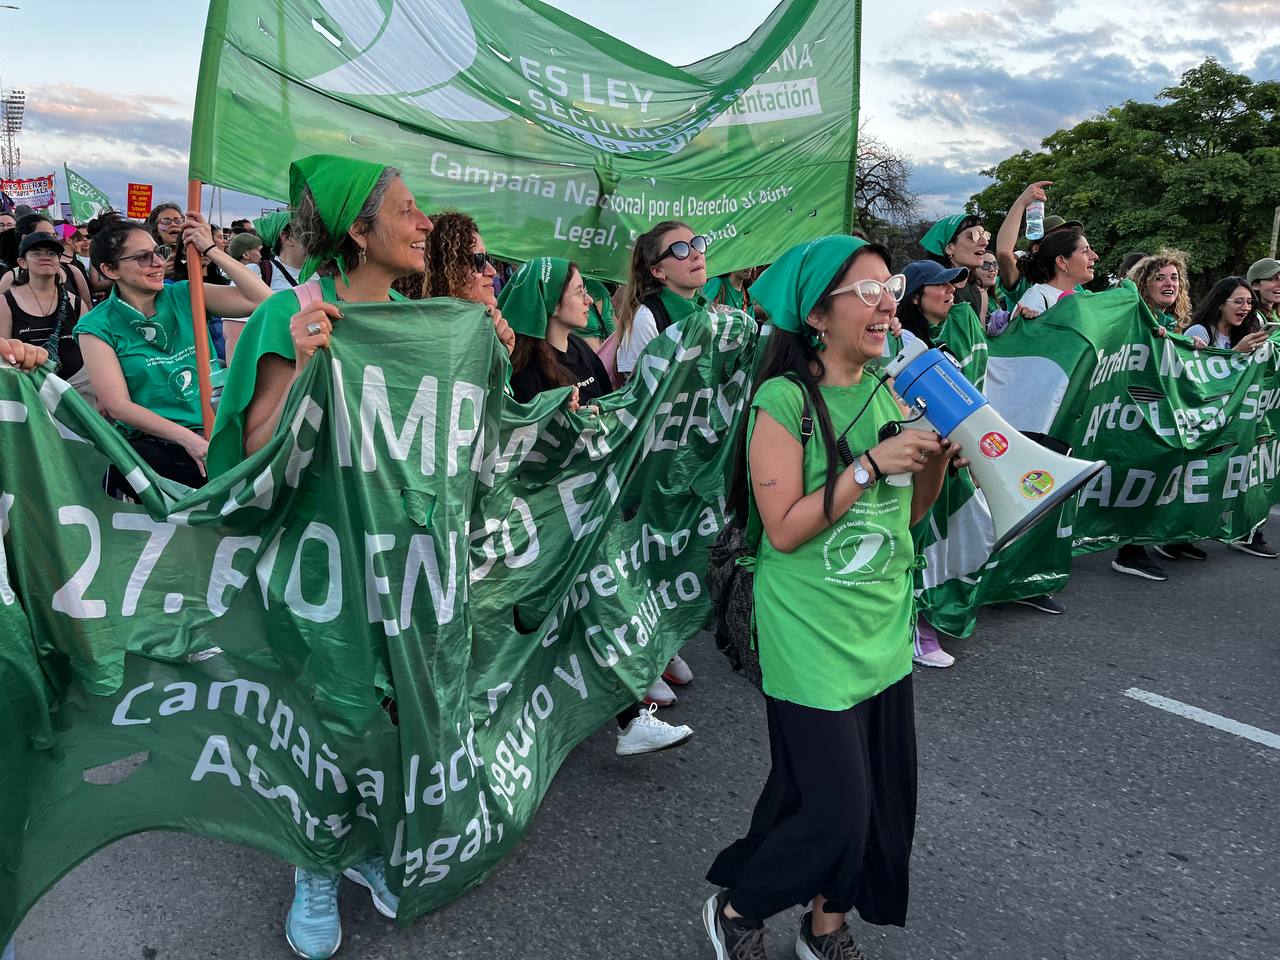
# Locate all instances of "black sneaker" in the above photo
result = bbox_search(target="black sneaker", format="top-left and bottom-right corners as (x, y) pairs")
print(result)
(1229, 531), (1279, 559)
(702, 890), (768, 960)
(1154, 542), (1208, 561)
(1110, 554), (1168, 581)
(1012, 594), (1065, 615)
(796, 911), (867, 960)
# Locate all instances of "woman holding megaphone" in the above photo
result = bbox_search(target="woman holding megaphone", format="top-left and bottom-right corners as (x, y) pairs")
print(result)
(703, 236), (962, 960)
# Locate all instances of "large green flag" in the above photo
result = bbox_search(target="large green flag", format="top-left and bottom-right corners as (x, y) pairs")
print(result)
(0, 299), (757, 940)
(63, 165), (111, 222)
(913, 284), (1280, 631)
(189, 0), (860, 280)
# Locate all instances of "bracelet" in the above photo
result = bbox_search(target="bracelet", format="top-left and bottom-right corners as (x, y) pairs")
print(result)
(200, 243), (216, 257)
(864, 449), (885, 482)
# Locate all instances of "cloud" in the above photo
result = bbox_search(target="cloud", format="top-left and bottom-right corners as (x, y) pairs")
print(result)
(21, 84), (192, 157)
(890, 53), (1177, 149)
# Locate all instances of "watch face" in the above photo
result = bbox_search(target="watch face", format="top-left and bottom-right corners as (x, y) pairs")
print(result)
(854, 465), (871, 486)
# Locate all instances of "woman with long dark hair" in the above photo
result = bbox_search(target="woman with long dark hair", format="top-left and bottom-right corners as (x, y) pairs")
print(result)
(704, 235), (961, 960)
(919, 213), (989, 318)
(1015, 228), (1098, 313)
(0, 231), (89, 397)
(499, 256), (694, 755)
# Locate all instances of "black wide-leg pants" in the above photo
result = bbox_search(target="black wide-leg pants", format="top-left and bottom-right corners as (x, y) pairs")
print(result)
(706, 675), (917, 926)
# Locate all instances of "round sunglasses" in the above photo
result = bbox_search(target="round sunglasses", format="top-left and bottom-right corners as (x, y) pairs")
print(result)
(828, 274), (908, 306)
(656, 235), (710, 263)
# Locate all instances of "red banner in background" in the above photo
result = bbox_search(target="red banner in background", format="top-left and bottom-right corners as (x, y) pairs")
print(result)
(126, 183), (153, 219)
(0, 174), (56, 209)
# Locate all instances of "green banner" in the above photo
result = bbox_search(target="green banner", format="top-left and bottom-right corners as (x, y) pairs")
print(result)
(0, 299), (757, 940)
(63, 165), (111, 223)
(913, 284), (1280, 631)
(189, 0), (860, 280)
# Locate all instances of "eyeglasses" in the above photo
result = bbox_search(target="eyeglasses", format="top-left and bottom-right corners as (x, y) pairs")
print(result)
(979, 261), (997, 272)
(1227, 297), (1254, 307)
(23, 247), (61, 260)
(115, 244), (172, 267)
(956, 227), (990, 246)
(829, 274), (907, 306)
(656, 235), (710, 263)
(471, 252), (495, 273)
(155, 216), (185, 227)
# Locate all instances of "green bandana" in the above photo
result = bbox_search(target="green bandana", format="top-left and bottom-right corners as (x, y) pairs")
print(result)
(497, 256), (571, 339)
(288, 154), (388, 282)
(751, 235), (869, 332)
(920, 214), (968, 256)
(253, 211), (291, 253)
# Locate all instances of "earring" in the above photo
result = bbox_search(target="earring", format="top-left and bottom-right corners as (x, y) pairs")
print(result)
(808, 328), (827, 352)
(357, 246), (367, 266)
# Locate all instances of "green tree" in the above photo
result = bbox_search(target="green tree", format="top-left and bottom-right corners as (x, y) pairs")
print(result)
(969, 59), (1280, 293)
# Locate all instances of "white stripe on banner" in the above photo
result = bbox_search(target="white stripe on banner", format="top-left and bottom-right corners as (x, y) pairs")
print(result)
(0, 400), (27, 422)
(1124, 687), (1280, 751)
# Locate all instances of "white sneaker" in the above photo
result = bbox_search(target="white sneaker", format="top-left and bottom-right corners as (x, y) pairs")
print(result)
(663, 654), (693, 686)
(913, 647), (956, 668)
(616, 704), (693, 756)
(643, 677), (677, 706)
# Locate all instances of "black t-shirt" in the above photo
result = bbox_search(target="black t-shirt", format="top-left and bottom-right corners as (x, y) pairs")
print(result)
(510, 335), (612, 405)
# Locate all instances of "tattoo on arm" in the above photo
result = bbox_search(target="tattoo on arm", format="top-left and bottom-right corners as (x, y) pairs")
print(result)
(758, 479), (778, 487)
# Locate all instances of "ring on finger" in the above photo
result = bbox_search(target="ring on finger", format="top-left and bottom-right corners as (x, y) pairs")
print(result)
(306, 321), (323, 336)
(917, 452), (928, 464)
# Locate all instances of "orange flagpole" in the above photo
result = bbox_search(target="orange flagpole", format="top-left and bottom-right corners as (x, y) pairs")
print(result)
(186, 178), (215, 439)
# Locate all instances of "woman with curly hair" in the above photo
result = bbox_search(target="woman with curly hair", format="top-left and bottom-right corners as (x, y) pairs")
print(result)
(396, 210), (514, 352)
(1127, 250), (1190, 331)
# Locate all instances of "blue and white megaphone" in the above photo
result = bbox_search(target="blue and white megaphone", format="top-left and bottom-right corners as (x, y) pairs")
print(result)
(884, 336), (1105, 553)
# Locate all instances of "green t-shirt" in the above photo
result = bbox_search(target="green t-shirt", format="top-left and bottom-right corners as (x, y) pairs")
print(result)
(748, 376), (914, 710)
(702, 276), (748, 312)
(207, 276), (406, 477)
(74, 281), (223, 435)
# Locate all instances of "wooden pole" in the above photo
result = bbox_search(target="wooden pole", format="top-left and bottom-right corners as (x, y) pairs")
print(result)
(1270, 205), (1280, 260)
(186, 178), (215, 439)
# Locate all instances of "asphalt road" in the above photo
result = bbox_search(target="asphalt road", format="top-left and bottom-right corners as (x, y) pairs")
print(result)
(14, 540), (1280, 960)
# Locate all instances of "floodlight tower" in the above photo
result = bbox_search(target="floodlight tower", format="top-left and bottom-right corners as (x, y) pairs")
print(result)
(1, 88), (24, 179)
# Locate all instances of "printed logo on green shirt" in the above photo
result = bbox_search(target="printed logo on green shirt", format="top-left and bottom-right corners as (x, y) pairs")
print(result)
(167, 366), (198, 401)
(136, 321), (170, 351)
(822, 519), (896, 584)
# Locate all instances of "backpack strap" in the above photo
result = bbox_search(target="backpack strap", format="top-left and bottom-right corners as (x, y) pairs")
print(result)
(640, 292), (673, 332)
(782, 373), (813, 447)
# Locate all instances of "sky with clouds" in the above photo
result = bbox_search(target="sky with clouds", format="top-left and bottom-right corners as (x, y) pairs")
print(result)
(0, 0), (1276, 223)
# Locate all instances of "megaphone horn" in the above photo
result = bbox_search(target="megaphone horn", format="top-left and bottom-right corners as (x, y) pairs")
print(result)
(885, 336), (1105, 554)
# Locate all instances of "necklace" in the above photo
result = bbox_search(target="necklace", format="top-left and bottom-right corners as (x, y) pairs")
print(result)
(29, 283), (57, 317)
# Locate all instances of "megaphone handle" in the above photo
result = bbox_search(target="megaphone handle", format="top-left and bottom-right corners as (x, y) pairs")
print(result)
(884, 416), (939, 487)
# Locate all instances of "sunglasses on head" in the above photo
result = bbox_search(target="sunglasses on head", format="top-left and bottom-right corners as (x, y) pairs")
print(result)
(471, 252), (495, 273)
(656, 235), (709, 263)
(828, 274), (908, 307)
(115, 244), (172, 267)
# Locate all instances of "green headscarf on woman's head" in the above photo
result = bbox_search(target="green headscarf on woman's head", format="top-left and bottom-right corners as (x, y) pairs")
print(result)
(497, 256), (571, 339)
(919, 214), (968, 256)
(750, 235), (870, 333)
(253, 211), (291, 253)
(288, 154), (388, 282)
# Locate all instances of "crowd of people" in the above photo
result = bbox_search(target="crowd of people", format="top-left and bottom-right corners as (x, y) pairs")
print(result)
(2, 163), (1277, 960)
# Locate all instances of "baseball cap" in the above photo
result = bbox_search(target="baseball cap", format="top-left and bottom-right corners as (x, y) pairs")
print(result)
(1044, 215), (1084, 233)
(903, 260), (970, 300)
(1246, 258), (1280, 283)
(18, 232), (63, 257)
(228, 232), (263, 260)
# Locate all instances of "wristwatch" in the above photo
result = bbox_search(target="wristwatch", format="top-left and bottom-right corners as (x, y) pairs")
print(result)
(851, 454), (875, 489)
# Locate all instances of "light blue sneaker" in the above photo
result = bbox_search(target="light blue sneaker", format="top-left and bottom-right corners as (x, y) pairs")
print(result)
(342, 856), (399, 919)
(285, 868), (342, 959)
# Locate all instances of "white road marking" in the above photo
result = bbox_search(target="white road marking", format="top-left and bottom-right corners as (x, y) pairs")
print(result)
(1124, 688), (1280, 751)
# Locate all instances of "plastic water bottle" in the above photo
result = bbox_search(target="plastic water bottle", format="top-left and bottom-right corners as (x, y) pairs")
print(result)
(1025, 200), (1045, 241)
